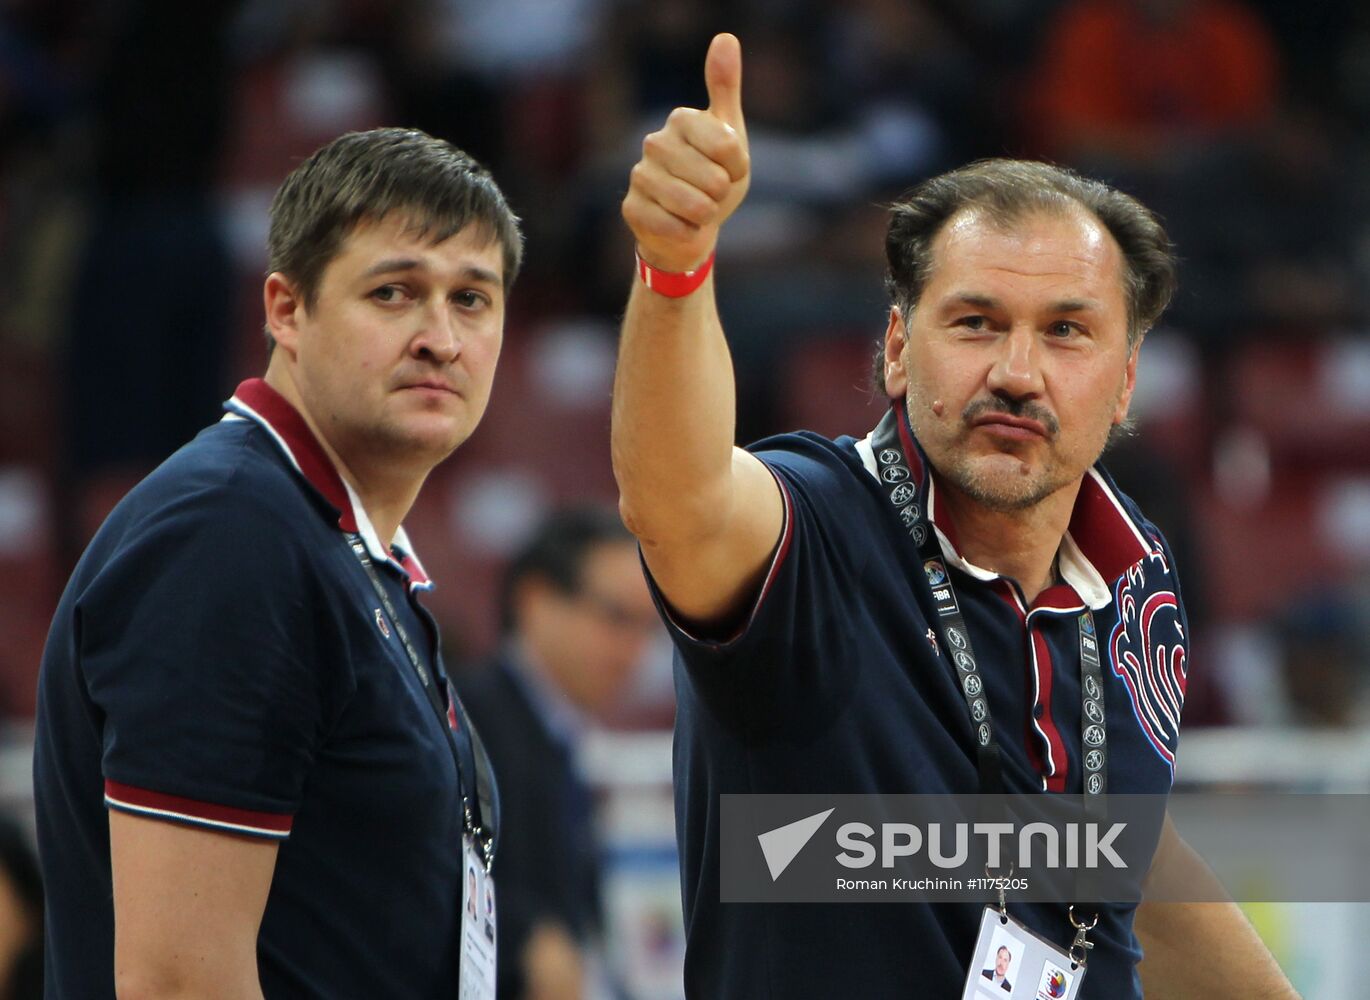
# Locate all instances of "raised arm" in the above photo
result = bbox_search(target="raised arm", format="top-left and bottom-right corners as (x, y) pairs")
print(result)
(613, 32), (784, 627)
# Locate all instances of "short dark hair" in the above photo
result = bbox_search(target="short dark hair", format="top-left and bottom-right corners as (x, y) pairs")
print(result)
(498, 506), (635, 634)
(875, 159), (1176, 392)
(265, 127), (523, 351)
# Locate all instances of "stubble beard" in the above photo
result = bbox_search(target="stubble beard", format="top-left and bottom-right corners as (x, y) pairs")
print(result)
(342, 399), (469, 477)
(905, 394), (1087, 514)
(939, 448), (1073, 513)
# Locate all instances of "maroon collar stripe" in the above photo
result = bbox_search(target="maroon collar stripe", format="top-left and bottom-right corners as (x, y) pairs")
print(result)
(226, 378), (357, 533)
(224, 378), (432, 590)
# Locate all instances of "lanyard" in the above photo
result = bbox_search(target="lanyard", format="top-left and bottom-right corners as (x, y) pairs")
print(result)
(869, 409), (1109, 816)
(346, 534), (498, 868)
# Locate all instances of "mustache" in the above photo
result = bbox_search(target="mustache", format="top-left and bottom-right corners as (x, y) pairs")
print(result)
(962, 395), (1059, 437)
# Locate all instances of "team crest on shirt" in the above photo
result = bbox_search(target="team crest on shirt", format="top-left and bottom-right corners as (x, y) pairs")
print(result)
(1108, 558), (1188, 774)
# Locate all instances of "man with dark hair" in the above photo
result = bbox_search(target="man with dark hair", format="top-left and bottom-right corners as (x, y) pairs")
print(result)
(262, 127), (522, 354)
(458, 507), (659, 1000)
(873, 158), (1176, 408)
(612, 33), (1296, 999)
(34, 127), (522, 998)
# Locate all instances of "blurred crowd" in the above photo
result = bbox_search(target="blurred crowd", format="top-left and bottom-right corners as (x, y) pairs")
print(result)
(2, 0), (1370, 728)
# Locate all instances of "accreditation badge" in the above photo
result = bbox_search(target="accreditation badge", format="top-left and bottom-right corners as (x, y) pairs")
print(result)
(961, 906), (1087, 1000)
(459, 834), (497, 1000)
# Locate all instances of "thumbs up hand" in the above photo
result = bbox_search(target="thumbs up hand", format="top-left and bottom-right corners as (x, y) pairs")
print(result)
(622, 33), (751, 274)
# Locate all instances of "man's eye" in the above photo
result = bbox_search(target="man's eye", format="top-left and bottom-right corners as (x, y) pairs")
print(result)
(1048, 321), (1077, 338)
(453, 290), (487, 309)
(371, 285), (402, 303)
(958, 315), (987, 331)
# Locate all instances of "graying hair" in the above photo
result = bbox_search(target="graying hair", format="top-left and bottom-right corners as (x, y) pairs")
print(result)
(874, 159), (1176, 394)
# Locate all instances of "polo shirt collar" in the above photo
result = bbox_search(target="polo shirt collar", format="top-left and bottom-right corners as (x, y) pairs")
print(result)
(856, 403), (1153, 611)
(222, 378), (432, 590)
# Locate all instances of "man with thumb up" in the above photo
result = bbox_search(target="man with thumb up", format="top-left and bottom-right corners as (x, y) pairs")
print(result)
(613, 32), (1296, 1000)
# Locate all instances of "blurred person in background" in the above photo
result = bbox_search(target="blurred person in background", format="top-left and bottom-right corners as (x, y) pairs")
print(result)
(62, 0), (241, 560)
(458, 506), (660, 1000)
(1275, 596), (1367, 728)
(1026, 0), (1278, 170)
(1157, 97), (1365, 349)
(33, 128), (520, 999)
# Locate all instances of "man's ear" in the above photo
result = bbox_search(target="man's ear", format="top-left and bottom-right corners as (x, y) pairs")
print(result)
(263, 273), (304, 357)
(1113, 336), (1143, 426)
(883, 306), (908, 399)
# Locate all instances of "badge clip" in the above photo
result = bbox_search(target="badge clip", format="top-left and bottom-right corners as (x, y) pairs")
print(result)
(986, 862), (1014, 923)
(1067, 905), (1098, 968)
(464, 798), (494, 873)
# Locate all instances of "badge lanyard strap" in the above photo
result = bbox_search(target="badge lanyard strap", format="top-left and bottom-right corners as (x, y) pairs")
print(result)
(870, 408), (1106, 956)
(347, 534), (497, 869)
(870, 409), (1108, 805)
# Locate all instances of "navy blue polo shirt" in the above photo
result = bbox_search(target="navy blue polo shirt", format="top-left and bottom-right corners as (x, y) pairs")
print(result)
(34, 378), (491, 998)
(658, 410), (1190, 1000)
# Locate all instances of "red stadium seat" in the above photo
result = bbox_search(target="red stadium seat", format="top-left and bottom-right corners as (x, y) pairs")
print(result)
(1225, 336), (1370, 467)
(778, 334), (888, 439)
(1194, 467), (1366, 621)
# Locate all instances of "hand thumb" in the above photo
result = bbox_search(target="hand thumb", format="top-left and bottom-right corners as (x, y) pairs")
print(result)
(704, 33), (745, 133)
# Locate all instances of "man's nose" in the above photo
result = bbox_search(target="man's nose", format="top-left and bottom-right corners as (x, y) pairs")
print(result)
(412, 300), (460, 363)
(985, 326), (1043, 398)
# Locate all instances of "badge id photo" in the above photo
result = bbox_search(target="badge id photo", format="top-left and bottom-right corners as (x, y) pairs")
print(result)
(459, 835), (497, 1000)
(961, 906), (1086, 1000)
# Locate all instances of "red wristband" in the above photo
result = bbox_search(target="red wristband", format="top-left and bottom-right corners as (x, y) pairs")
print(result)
(635, 250), (715, 298)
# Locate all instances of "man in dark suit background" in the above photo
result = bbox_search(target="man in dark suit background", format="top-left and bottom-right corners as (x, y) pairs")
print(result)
(458, 507), (660, 1000)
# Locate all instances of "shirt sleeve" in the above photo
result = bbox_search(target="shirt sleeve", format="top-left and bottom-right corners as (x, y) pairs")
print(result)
(646, 435), (873, 673)
(80, 484), (348, 839)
